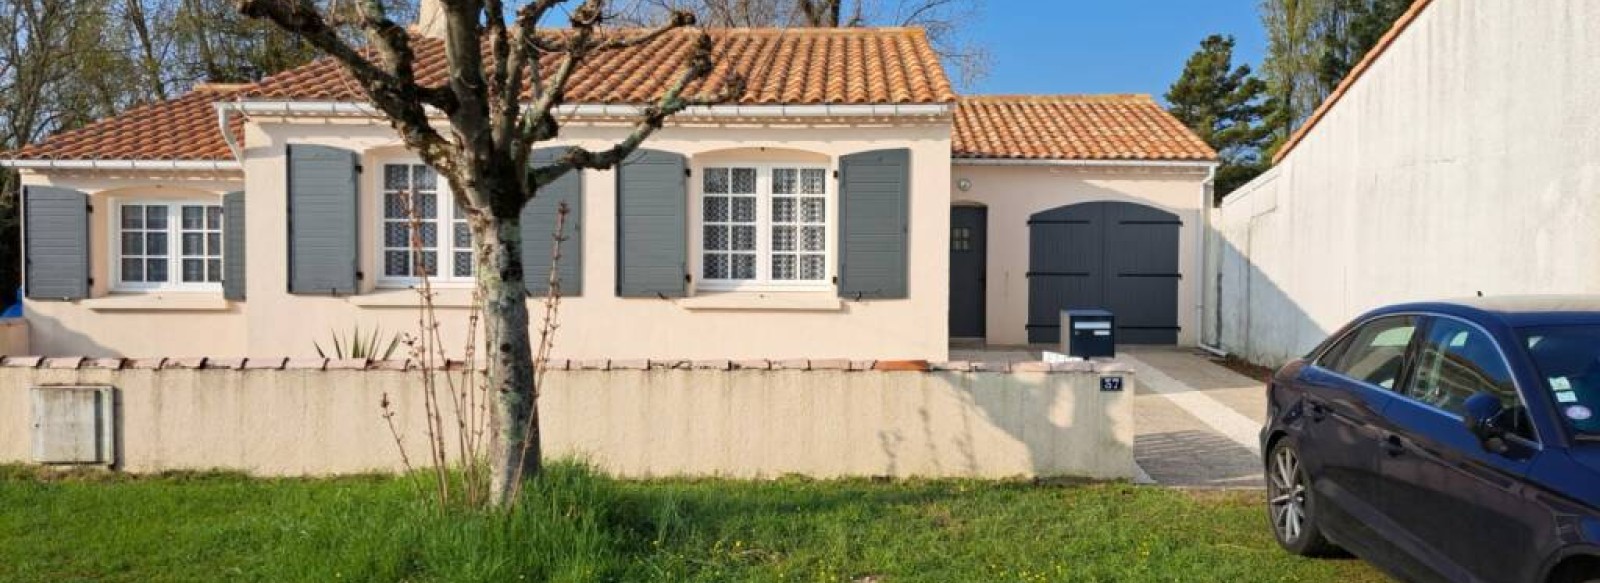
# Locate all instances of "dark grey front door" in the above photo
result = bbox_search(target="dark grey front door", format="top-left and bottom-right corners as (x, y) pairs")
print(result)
(1027, 201), (1181, 345)
(949, 206), (987, 338)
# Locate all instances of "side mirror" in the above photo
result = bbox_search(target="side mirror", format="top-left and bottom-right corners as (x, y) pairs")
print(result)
(1463, 392), (1510, 454)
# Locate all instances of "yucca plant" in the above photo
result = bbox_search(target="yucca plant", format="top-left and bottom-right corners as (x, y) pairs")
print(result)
(315, 325), (402, 360)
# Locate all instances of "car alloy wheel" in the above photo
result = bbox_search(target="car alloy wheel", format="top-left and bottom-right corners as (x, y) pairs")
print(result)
(1269, 445), (1309, 542)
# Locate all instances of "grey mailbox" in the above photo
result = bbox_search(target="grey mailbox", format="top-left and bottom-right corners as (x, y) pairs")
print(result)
(1061, 309), (1115, 359)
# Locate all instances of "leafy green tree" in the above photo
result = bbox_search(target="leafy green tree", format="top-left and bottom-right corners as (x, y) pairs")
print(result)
(1166, 35), (1273, 199)
(1317, 0), (1410, 91)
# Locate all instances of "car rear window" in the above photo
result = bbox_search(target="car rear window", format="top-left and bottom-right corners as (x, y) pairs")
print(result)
(1521, 325), (1600, 436)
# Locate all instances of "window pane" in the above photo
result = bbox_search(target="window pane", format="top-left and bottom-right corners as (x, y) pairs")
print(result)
(703, 197), (729, 222)
(182, 233), (203, 255)
(454, 223), (471, 248)
(146, 233), (168, 255)
(146, 259), (168, 282)
(420, 251), (438, 276)
(801, 198), (826, 223)
(1523, 326), (1600, 437)
(731, 226), (756, 251)
(703, 254), (728, 279)
(420, 222), (438, 247)
(121, 259), (144, 282)
(207, 259), (222, 282)
(182, 206), (204, 229)
(414, 192), (437, 219)
(413, 165), (438, 191)
(773, 169), (797, 194)
(385, 251), (410, 277)
(730, 254), (756, 279)
(800, 255), (826, 280)
(730, 168), (757, 194)
(731, 197), (756, 222)
(801, 226), (825, 252)
(772, 255), (796, 280)
(122, 205), (144, 229)
(772, 198), (796, 223)
(1408, 319), (1517, 417)
(207, 206), (224, 230)
(385, 192), (407, 219)
(122, 233), (143, 255)
(704, 225), (729, 251)
(182, 259), (205, 282)
(385, 223), (409, 247)
(773, 226), (796, 252)
(801, 169), (827, 194)
(385, 165), (410, 190)
(146, 205), (168, 229)
(703, 168), (729, 194)
(1325, 316), (1417, 389)
(454, 252), (473, 278)
(207, 233), (222, 255)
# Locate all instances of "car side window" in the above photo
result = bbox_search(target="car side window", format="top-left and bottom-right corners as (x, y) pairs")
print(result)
(1405, 317), (1533, 439)
(1320, 316), (1418, 390)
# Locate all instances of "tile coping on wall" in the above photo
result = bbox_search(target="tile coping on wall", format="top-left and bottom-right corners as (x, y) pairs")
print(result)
(0, 356), (1134, 374)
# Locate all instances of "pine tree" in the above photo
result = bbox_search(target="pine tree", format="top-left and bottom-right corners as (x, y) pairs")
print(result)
(1166, 35), (1273, 199)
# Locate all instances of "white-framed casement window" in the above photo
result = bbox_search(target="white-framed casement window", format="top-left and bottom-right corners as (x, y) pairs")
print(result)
(113, 200), (224, 291)
(699, 164), (831, 292)
(379, 162), (473, 286)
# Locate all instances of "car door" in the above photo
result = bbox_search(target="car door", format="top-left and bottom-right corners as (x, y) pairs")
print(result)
(1375, 315), (1544, 583)
(1295, 315), (1418, 553)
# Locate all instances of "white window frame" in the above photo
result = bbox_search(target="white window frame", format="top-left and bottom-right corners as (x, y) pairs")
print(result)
(375, 159), (475, 288)
(109, 198), (225, 293)
(694, 162), (834, 293)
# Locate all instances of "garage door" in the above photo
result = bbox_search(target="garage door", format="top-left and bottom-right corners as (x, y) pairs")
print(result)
(1027, 201), (1181, 345)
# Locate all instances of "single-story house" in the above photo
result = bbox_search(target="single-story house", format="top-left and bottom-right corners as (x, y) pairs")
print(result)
(2, 19), (1215, 360)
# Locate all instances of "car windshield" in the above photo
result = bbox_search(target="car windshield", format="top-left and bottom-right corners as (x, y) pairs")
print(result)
(1521, 325), (1600, 436)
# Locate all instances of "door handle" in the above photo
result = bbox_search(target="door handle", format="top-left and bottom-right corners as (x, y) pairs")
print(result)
(1308, 401), (1328, 422)
(1380, 434), (1405, 457)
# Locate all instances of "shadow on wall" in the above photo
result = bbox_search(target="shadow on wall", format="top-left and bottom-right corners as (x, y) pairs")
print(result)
(952, 371), (1124, 480)
(17, 308), (115, 357)
(1209, 212), (1332, 368)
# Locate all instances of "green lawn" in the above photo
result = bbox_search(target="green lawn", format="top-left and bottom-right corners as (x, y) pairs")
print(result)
(0, 464), (1386, 583)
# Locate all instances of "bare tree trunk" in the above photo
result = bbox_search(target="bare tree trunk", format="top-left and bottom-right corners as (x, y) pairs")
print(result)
(476, 196), (539, 505)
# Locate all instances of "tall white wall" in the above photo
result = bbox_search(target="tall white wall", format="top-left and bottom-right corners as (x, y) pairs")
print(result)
(1210, 0), (1600, 366)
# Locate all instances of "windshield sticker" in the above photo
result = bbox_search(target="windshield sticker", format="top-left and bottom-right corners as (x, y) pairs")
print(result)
(1552, 377), (1573, 391)
(1567, 405), (1593, 422)
(1557, 391), (1580, 403)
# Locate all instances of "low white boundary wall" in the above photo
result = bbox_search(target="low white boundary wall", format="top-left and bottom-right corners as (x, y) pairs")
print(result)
(0, 358), (1135, 481)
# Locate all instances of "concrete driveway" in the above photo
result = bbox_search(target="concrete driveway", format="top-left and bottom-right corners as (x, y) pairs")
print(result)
(1119, 346), (1267, 489)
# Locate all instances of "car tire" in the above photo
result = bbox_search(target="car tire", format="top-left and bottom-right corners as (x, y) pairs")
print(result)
(1267, 440), (1338, 557)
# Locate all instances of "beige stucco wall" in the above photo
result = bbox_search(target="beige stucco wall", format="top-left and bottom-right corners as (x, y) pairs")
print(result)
(949, 164), (1210, 347)
(1211, 0), (1600, 366)
(243, 116), (953, 361)
(0, 365), (1136, 480)
(18, 172), (247, 356)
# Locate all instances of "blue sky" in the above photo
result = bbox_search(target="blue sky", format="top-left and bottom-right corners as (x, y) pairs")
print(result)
(965, 0), (1268, 102)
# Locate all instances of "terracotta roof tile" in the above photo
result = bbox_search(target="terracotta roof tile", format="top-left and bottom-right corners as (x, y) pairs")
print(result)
(243, 28), (956, 106)
(954, 95), (1217, 162)
(7, 85), (245, 161)
(5, 28), (954, 163)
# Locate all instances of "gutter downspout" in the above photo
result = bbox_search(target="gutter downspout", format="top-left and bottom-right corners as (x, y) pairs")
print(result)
(1198, 163), (1228, 358)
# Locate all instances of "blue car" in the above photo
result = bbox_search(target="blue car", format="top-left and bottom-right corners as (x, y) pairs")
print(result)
(1262, 297), (1600, 583)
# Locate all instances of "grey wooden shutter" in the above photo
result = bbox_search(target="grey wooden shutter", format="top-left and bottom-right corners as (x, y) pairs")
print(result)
(523, 148), (584, 297)
(222, 191), (246, 300)
(838, 148), (911, 299)
(287, 145), (360, 295)
(23, 186), (89, 300)
(615, 149), (687, 298)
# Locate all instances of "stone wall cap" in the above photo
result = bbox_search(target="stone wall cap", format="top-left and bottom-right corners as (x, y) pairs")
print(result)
(163, 357), (207, 369)
(1, 355), (43, 368)
(244, 357), (289, 370)
(874, 360), (929, 372)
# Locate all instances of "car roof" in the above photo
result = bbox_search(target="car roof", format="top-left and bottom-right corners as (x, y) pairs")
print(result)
(1377, 295), (1600, 328)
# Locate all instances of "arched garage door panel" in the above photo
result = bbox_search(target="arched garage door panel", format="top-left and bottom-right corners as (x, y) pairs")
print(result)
(1028, 202), (1181, 345)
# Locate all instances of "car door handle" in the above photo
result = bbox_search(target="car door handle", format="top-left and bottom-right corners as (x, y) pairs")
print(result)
(1380, 434), (1405, 457)
(1308, 402), (1328, 422)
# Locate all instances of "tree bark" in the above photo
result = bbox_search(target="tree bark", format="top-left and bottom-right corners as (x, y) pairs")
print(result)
(476, 188), (539, 505)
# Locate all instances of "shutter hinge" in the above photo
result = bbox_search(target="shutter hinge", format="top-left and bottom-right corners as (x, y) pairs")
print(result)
(831, 276), (838, 284)
(355, 164), (364, 173)
(86, 203), (93, 213)
(833, 170), (839, 179)
(357, 271), (365, 281)
(684, 168), (692, 178)
(684, 273), (692, 284)
(87, 277), (95, 286)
